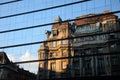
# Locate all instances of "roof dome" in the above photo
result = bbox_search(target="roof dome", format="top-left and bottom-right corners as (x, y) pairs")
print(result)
(54, 16), (62, 22)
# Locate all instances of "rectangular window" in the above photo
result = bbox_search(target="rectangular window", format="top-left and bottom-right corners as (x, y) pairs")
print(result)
(0, 56), (3, 63)
(39, 53), (44, 59)
(110, 44), (116, 48)
(111, 56), (118, 65)
(51, 62), (56, 71)
(97, 48), (103, 53)
(76, 38), (81, 42)
(107, 21), (114, 27)
(98, 58), (104, 68)
(52, 29), (58, 36)
(62, 51), (67, 57)
(39, 63), (43, 68)
(85, 60), (91, 69)
(84, 59), (92, 75)
(62, 40), (66, 44)
(73, 58), (80, 66)
(50, 53), (56, 58)
(62, 29), (66, 37)
(85, 49), (91, 55)
(109, 33), (115, 39)
(52, 41), (57, 47)
(97, 58), (105, 75)
(50, 62), (56, 78)
(74, 49), (81, 56)
(0, 56), (3, 60)
(61, 61), (67, 69)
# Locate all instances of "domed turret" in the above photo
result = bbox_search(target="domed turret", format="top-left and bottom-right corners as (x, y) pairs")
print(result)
(54, 16), (62, 22)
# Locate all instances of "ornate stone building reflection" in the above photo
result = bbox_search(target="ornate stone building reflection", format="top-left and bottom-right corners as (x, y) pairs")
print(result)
(0, 52), (36, 80)
(37, 10), (120, 79)
(37, 16), (73, 79)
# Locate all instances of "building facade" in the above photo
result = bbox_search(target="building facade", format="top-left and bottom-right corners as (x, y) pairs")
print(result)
(37, 16), (74, 79)
(0, 52), (36, 80)
(37, 11), (120, 79)
(72, 10), (120, 76)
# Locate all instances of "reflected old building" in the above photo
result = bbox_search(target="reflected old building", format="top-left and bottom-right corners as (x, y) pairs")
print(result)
(37, 10), (120, 79)
(37, 16), (74, 79)
(72, 10), (120, 76)
(0, 52), (36, 80)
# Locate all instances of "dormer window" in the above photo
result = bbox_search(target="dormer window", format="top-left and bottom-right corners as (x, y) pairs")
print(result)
(45, 30), (51, 38)
(52, 29), (58, 36)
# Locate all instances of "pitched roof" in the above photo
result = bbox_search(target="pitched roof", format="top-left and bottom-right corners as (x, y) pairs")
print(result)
(0, 52), (18, 72)
(0, 51), (10, 64)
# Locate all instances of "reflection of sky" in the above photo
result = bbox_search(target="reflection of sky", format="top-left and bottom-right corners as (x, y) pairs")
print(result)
(0, 0), (120, 73)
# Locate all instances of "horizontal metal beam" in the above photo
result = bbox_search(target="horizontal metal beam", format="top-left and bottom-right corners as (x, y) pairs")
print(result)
(0, 52), (119, 65)
(0, 10), (120, 34)
(0, 30), (120, 49)
(0, 0), (90, 19)
(0, 0), (22, 5)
